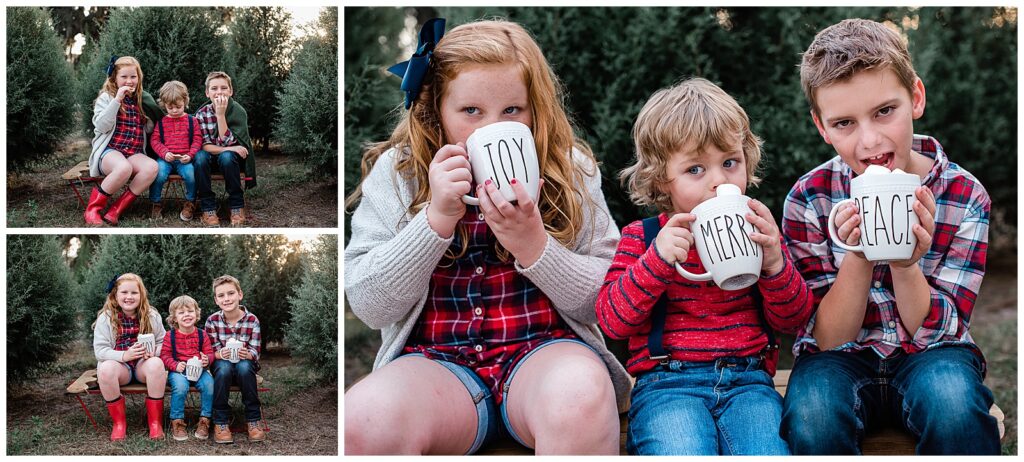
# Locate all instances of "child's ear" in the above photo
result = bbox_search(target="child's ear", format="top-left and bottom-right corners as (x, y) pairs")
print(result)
(911, 77), (926, 120)
(810, 109), (833, 145)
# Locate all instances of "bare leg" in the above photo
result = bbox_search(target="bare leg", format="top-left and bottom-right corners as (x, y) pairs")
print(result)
(99, 151), (132, 193)
(96, 360), (131, 401)
(126, 154), (158, 195)
(135, 357), (167, 398)
(503, 342), (619, 454)
(345, 356), (479, 455)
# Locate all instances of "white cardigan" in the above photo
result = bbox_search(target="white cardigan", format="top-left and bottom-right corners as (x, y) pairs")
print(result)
(88, 92), (153, 177)
(93, 309), (166, 367)
(345, 147), (632, 412)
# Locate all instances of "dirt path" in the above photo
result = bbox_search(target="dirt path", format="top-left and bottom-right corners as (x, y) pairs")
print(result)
(7, 342), (337, 455)
(7, 137), (337, 228)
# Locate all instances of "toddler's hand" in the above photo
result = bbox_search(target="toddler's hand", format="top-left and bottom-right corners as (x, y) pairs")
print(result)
(200, 352), (209, 366)
(746, 198), (785, 276)
(654, 213), (696, 264)
(426, 143), (472, 236)
(176, 362), (186, 373)
(180, 155), (192, 164)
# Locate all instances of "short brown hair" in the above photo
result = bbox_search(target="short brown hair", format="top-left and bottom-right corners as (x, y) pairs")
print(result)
(158, 80), (189, 109)
(205, 71), (233, 91)
(166, 295), (200, 329)
(212, 275), (242, 294)
(800, 18), (917, 116)
(620, 78), (763, 213)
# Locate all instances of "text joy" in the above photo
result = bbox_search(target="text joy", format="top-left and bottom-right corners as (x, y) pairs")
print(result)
(481, 137), (529, 188)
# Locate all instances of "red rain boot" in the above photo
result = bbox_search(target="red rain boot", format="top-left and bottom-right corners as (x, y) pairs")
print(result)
(102, 189), (138, 225)
(145, 396), (165, 439)
(106, 395), (127, 441)
(84, 188), (110, 225)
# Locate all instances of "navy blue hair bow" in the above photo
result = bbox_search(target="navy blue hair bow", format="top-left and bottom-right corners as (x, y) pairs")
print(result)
(387, 18), (446, 109)
(106, 274), (121, 293)
(105, 54), (119, 77)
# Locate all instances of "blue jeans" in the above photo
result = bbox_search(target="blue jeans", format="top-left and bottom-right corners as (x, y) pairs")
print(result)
(168, 370), (213, 420)
(781, 346), (1000, 455)
(194, 149), (244, 212)
(149, 158), (196, 203)
(212, 359), (261, 425)
(626, 356), (789, 455)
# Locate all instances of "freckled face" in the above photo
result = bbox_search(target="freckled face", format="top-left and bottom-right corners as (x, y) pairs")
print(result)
(439, 63), (532, 145)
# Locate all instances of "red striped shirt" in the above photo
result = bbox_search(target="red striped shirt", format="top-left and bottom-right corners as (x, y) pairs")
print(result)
(150, 115), (202, 161)
(159, 328), (215, 371)
(596, 213), (813, 375)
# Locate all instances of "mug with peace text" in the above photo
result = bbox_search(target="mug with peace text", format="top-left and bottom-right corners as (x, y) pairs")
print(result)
(827, 165), (921, 262)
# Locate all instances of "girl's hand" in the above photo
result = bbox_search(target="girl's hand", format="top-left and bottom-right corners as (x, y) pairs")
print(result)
(176, 362), (186, 373)
(239, 348), (253, 360)
(114, 86), (132, 102)
(121, 343), (145, 362)
(477, 179), (548, 267)
(891, 186), (937, 269)
(654, 213), (696, 264)
(746, 198), (785, 276)
(200, 352), (209, 367)
(426, 143), (472, 237)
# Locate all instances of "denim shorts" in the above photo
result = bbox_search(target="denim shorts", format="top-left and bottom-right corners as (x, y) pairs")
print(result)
(97, 147), (142, 175)
(119, 359), (140, 383)
(405, 337), (593, 454)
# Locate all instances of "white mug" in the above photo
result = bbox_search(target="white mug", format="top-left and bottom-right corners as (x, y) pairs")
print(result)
(136, 333), (156, 356)
(185, 356), (203, 381)
(461, 121), (541, 206)
(676, 184), (763, 291)
(225, 338), (243, 364)
(827, 166), (921, 262)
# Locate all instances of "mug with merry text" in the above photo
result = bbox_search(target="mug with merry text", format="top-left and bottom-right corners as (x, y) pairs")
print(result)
(461, 121), (540, 206)
(827, 165), (921, 262)
(677, 184), (763, 291)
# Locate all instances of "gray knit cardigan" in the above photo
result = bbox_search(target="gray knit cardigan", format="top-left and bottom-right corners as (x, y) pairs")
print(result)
(345, 147), (631, 413)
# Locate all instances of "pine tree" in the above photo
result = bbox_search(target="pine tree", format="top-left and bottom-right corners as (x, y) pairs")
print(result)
(286, 235), (338, 381)
(227, 7), (293, 151)
(7, 235), (77, 382)
(6, 7), (77, 170)
(222, 235), (304, 347)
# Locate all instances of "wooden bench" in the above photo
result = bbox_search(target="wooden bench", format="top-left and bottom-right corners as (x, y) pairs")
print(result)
(479, 369), (1005, 455)
(66, 369), (270, 433)
(62, 160), (251, 209)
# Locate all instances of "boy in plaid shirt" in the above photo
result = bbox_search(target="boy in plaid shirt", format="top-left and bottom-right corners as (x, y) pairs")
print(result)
(780, 19), (999, 455)
(204, 275), (264, 444)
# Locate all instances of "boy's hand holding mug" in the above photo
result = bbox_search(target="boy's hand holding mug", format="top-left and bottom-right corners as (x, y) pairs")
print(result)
(176, 362), (187, 373)
(654, 213), (696, 264)
(200, 352), (209, 367)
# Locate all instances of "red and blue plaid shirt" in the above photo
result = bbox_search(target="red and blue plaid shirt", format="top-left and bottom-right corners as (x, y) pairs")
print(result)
(107, 96), (145, 155)
(597, 213), (813, 376)
(204, 307), (261, 369)
(195, 103), (237, 147)
(114, 311), (140, 351)
(782, 135), (990, 370)
(404, 205), (575, 403)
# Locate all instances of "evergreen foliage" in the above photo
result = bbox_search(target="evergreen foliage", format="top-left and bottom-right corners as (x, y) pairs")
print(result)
(345, 7), (1017, 235)
(7, 235), (77, 381)
(76, 7), (227, 134)
(276, 7), (339, 171)
(228, 7), (292, 151)
(286, 235), (339, 381)
(6, 7), (77, 171)
(222, 235), (305, 347)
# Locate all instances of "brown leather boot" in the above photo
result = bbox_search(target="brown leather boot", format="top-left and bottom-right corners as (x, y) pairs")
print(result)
(151, 202), (163, 219)
(230, 208), (245, 226)
(247, 421), (266, 442)
(179, 201), (196, 221)
(194, 416), (211, 440)
(214, 423), (233, 444)
(170, 419), (187, 441)
(201, 210), (219, 226)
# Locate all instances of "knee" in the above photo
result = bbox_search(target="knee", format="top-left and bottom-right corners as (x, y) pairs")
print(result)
(97, 361), (122, 381)
(194, 151), (211, 167)
(344, 384), (416, 454)
(111, 162), (133, 179)
(236, 360), (256, 376)
(534, 358), (617, 430)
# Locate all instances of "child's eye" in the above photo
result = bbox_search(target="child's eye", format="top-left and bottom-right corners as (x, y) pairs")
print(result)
(723, 159), (739, 168)
(503, 106), (520, 115)
(833, 120), (852, 129)
(878, 106), (895, 116)
(464, 107), (479, 115)
(686, 165), (705, 175)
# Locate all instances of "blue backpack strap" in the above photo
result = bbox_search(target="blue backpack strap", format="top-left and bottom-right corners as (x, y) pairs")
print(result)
(187, 115), (194, 147)
(170, 328), (178, 362)
(642, 216), (671, 363)
(158, 118), (165, 145)
(197, 328), (204, 355)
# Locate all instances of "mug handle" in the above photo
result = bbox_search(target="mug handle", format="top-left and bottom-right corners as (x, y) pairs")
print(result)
(462, 194), (480, 206)
(675, 262), (712, 282)
(827, 198), (864, 252)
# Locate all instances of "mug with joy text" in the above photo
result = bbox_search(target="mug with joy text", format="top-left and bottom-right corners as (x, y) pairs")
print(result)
(677, 184), (763, 291)
(461, 121), (541, 206)
(136, 333), (156, 356)
(827, 165), (921, 262)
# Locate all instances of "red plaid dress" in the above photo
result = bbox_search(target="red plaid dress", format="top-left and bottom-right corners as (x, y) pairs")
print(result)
(106, 96), (145, 155)
(404, 206), (576, 403)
